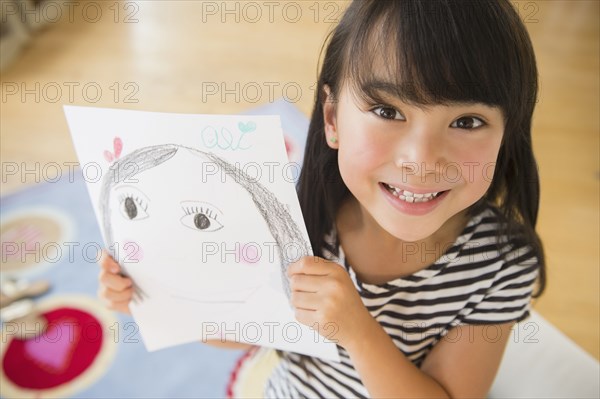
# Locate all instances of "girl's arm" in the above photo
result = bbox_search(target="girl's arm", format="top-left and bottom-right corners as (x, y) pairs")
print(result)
(288, 257), (512, 398)
(344, 318), (513, 398)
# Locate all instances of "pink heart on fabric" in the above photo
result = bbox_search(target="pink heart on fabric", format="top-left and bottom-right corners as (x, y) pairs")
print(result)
(103, 137), (123, 163)
(23, 317), (80, 373)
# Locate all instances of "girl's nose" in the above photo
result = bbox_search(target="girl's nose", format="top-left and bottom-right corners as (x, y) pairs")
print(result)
(393, 126), (446, 180)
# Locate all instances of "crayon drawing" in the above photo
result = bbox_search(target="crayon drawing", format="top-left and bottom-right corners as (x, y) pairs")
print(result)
(65, 106), (339, 360)
(99, 144), (310, 306)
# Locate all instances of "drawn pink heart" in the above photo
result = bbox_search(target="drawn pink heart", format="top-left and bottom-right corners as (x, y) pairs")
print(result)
(103, 150), (114, 163)
(103, 136), (123, 163)
(23, 317), (80, 373)
(113, 137), (123, 158)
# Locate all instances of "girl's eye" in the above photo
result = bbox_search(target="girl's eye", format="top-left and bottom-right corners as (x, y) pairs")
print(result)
(451, 116), (485, 130)
(180, 201), (224, 233)
(119, 195), (149, 221)
(371, 106), (405, 121)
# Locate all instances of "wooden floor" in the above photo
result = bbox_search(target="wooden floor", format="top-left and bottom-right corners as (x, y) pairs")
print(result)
(1, 1), (598, 359)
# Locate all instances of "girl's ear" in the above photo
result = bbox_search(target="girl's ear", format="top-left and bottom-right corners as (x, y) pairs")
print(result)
(322, 85), (339, 149)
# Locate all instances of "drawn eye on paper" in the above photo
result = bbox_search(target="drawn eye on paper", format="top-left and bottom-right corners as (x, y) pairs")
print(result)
(114, 186), (150, 221)
(99, 144), (309, 308)
(180, 201), (223, 232)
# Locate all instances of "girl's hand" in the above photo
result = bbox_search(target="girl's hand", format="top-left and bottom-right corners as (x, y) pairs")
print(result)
(98, 250), (133, 315)
(287, 256), (374, 349)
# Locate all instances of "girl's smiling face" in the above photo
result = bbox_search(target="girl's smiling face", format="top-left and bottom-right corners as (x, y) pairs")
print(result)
(324, 84), (505, 242)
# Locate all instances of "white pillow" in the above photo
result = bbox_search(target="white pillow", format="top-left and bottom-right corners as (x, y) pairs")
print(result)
(489, 310), (599, 398)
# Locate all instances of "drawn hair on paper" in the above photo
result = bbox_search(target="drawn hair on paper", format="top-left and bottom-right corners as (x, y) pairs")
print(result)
(99, 144), (310, 303)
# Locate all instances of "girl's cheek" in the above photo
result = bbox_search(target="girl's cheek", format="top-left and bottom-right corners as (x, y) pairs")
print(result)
(123, 239), (144, 262)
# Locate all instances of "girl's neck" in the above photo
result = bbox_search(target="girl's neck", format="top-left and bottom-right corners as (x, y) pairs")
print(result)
(335, 196), (469, 283)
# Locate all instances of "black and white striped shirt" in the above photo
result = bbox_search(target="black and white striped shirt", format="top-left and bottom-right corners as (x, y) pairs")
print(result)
(265, 206), (539, 398)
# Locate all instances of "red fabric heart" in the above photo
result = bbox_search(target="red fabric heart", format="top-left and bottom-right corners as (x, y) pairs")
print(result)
(23, 316), (80, 374)
(2, 307), (103, 389)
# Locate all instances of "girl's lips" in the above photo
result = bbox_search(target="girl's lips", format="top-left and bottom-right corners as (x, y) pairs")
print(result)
(379, 182), (449, 216)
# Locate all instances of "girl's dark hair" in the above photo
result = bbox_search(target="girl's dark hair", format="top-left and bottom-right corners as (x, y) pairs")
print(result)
(297, 0), (545, 296)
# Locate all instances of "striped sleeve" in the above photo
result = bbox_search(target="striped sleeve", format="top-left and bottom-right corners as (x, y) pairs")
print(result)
(460, 243), (539, 325)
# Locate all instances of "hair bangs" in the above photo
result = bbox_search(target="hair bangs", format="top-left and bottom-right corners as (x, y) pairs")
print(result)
(343, 1), (516, 110)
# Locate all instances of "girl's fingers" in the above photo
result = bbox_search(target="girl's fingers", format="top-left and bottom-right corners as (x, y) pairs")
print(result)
(99, 269), (133, 291)
(289, 274), (320, 293)
(99, 287), (133, 302)
(98, 291), (132, 315)
(99, 250), (120, 273)
(98, 250), (133, 316)
(98, 287), (133, 315)
(287, 257), (341, 277)
(99, 286), (134, 303)
(290, 290), (320, 311)
(293, 308), (317, 327)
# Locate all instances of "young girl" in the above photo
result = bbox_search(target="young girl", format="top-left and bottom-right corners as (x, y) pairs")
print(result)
(99, 0), (546, 397)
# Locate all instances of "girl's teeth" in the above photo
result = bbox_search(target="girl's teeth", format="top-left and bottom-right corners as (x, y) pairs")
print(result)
(385, 183), (441, 203)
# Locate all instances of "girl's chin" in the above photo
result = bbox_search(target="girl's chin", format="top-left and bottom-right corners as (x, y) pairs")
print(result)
(374, 221), (435, 243)
(387, 229), (436, 243)
(377, 209), (469, 245)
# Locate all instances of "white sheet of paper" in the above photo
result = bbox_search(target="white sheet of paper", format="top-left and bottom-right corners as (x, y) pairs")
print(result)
(64, 106), (339, 362)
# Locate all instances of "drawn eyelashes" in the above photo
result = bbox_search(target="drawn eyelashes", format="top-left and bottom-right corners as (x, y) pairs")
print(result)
(115, 186), (150, 221)
(113, 187), (223, 232)
(180, 201), (224, 232)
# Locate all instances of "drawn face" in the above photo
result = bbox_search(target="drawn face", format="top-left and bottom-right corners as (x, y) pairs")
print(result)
(326, 85), (505, 242)
(108, 148), (279, 304)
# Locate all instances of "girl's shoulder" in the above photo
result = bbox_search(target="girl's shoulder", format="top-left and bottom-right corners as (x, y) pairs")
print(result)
(455, 203), (540, 279)
(468, 203), (534, 250)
